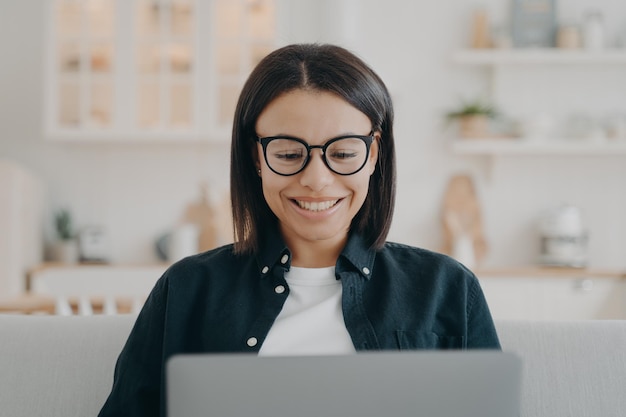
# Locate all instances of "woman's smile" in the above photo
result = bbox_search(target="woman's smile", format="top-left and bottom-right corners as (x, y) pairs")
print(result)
(293, 198), (340, 212)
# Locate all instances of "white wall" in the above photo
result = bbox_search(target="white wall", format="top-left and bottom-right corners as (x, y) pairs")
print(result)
(1, 1), (625, 269)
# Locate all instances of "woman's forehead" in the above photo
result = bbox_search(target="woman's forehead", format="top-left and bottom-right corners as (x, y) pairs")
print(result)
(255, 89), (371, 142)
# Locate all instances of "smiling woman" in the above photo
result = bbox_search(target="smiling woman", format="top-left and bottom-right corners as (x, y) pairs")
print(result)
(98, 44), (501, 417)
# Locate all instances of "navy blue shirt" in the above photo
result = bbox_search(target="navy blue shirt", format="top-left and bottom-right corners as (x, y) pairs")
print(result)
(98, 231), (500, 416)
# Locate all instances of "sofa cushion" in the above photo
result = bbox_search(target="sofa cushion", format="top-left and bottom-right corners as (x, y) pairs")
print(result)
(0, 315), (135, 417)
(496, 320), (626, 417)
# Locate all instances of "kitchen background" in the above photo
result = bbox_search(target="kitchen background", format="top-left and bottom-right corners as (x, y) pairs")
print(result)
(1, 0), (625, 279)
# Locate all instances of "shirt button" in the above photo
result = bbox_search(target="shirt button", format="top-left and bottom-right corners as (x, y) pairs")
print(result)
(274, 285), (285, 294)
(362, 267), (370, 275)
(280, 254), (289, 264)
(261, 266), (269, 274)
(246, 337), (258, 347)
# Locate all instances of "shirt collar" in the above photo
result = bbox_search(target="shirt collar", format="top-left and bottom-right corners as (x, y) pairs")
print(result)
(256, 227), (291, 278)
(338, 232), (376, 280)
(255, 228), (376, 280)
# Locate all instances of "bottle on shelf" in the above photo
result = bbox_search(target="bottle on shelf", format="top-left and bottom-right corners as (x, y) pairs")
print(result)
(582, 10), (606, 50)
(471, 7), (491, 49)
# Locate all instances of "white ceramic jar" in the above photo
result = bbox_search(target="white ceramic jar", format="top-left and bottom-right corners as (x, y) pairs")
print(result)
(539, 205), (588, 267)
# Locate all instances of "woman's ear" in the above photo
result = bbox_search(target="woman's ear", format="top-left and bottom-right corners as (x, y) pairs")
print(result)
(368, 134), (380, 175)
(253, 142), (262, 176)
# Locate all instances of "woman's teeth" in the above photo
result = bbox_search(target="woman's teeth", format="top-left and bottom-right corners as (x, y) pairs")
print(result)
(296, 199), (339, 212)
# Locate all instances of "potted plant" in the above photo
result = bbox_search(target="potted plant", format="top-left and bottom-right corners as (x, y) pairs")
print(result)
(50, 209), (79, 264)
(446, 99), (497, 139)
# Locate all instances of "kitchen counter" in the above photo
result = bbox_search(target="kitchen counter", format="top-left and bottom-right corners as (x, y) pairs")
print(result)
(475, 266), (626, 279)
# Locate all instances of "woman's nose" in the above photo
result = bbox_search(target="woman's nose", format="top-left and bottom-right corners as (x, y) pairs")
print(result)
(298, 150), (333, 191)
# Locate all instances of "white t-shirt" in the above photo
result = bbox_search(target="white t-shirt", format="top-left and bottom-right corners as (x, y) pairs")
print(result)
(258, 266), (356, 356)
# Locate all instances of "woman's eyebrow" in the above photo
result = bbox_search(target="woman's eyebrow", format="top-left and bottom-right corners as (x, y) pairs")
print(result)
(259, 131), (369, 141)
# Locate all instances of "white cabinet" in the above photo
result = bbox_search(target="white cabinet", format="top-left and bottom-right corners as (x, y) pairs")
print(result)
(45, 0), (279, 143)
(449, 49), (626, 156)
(479, 272), (626, 320)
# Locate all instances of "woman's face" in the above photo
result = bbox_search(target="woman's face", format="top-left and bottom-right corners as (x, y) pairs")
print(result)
(255, 89), (378, 253)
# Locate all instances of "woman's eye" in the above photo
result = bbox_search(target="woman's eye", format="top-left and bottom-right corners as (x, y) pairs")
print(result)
(329, 150), (357, 159)
(276, 152), (304, 160)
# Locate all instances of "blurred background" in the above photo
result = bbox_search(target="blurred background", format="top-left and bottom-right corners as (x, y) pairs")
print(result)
(1, 0), (625, 317)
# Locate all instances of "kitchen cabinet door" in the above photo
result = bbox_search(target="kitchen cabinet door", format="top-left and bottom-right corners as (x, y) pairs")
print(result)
(479, 276), (626, 320)
(45, 0), (279, 143)
(479, 277), (542, 320)
(539, 277), (626, 320)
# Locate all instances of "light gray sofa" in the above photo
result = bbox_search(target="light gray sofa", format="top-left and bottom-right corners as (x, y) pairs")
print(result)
(0, 315), (625, 417)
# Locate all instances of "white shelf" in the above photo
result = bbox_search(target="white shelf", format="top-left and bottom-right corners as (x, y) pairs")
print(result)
(44, 131), (229, 145)
(451, 48), (626, 65)
(451, 139), (626, 156)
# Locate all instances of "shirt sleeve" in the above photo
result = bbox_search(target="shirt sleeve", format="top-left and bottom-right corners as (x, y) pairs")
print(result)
(465, 275), (501, 349)
(97, 272), (170, 417)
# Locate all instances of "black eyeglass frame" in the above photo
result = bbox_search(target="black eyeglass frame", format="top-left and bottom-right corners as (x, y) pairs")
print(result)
(256, 132), (375, 177)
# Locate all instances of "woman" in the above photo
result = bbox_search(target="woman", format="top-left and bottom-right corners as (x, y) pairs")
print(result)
(98, 43), (499, 417)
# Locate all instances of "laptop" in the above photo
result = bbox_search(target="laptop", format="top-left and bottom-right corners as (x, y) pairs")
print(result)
(167, 351), (522, 417)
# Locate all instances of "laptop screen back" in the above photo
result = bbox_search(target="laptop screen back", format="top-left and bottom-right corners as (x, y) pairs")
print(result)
(167, 351), (521, 417)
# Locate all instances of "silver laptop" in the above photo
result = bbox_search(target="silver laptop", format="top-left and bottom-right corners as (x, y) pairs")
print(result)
(167, 351), (522, 417)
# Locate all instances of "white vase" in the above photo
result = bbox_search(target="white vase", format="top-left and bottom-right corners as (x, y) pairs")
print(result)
(452, 234), (476, 270)
(168, 224), (199, 262)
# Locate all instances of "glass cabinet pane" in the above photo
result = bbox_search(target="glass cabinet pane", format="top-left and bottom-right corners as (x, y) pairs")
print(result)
(217, 44), (241, 76)
(59, 42), (82, 73)
(87, 0), (115, 37)
(218, 84), (241, 126)
(168, 43), (193, 73)
(138, 43), (162, 74)
(57, 0), (82, 37)
(216, 2), (243, 39)
(170, 83), (192, 126)
(248, 0), (274, 40)
(136, 0), (161, 37)
(171, 1), (193, 36)
(90, 82), (113, 126)
(138, 83), (161, 128)
(59, 82), (81, 126)
(89, 42), (114, 73)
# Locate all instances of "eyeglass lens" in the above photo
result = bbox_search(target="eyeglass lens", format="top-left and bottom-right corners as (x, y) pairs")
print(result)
(265, 137), (368, 175)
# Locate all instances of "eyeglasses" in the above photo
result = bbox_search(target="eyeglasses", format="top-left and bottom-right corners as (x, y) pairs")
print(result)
(257, 132), (375, 176)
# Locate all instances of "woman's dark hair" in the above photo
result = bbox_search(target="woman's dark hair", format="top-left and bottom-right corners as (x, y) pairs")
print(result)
(230, 43), (396, 254)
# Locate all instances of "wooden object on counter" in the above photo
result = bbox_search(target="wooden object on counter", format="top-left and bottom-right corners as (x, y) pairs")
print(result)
(0, 294), (56, 314)
(0, 293), (136, 315)
(441, 174), (488, 268)
(182, 182), (218, 252)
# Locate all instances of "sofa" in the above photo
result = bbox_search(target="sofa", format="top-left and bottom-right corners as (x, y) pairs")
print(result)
(0, 314), (625, 417)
